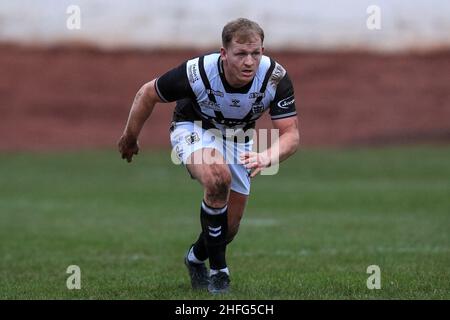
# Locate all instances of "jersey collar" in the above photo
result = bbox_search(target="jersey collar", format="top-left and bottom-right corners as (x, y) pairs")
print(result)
(217, 57), (254, 94)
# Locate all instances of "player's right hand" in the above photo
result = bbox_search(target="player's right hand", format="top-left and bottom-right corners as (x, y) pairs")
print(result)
(118, 134), (139, 163)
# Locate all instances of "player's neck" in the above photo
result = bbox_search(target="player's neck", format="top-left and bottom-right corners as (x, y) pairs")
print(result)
(221, 60), (251, 89)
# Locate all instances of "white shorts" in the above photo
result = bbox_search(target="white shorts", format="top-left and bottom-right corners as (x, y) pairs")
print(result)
(169, 121), (253, 195)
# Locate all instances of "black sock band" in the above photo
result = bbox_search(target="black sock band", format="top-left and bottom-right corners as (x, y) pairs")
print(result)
(200, 200), (228, 270)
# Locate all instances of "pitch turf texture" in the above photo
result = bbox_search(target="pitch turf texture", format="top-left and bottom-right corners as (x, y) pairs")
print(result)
(1, 146), (449, 299)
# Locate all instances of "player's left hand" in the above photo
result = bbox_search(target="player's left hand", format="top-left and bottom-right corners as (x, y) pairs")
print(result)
(240, 151), (271, 178)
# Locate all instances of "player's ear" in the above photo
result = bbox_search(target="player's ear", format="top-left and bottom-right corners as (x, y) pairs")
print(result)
(261, 46), (265, 55)
(220, 47), (227, 60)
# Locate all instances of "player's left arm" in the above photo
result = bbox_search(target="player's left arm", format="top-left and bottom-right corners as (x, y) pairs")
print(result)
(241, 71), (299, 177)
(241, 116), (299, 177)
(270, 115), (300, 163)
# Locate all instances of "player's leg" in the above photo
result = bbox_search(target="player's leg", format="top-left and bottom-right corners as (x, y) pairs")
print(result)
(170, 122), (223, 290)
(185, 147), (232, 293)
(170, 121), (248, 293)
(227, 190), (248, 243)
(187, 164), (249, 293)
(187, 148), (231, 206)
(188, 138), (251, 286)
(189, 190), (248, 264)
(224, 144), (252, 243)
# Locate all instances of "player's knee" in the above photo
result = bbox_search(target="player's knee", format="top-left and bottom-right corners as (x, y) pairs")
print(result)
(205, 177), (231, 201)
(203, 165), (231, 202)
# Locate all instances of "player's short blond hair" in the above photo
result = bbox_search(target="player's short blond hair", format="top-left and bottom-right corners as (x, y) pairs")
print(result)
(222, 18), (264, 48)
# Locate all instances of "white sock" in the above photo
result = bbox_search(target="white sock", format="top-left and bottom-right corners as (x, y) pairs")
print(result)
(187, 246), (205, 264)
(210, 267), (229, 276)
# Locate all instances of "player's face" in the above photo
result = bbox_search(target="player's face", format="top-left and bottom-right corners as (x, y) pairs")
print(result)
(221, 36), (264, 88)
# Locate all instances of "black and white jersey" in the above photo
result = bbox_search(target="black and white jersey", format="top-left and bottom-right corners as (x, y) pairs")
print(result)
(155, 52), (297, 134)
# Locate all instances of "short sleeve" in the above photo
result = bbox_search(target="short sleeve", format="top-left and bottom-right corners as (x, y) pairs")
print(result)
(155, 62), (194, 102)
(269, 73), (297, 120)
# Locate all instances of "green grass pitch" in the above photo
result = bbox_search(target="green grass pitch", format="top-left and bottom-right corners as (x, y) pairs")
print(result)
(1, 146), (449, 299)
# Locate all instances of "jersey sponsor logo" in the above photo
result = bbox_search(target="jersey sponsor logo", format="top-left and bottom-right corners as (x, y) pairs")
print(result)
(269, 63), (286, 87)
(230, 99), (240, 108)
(185, 132), (200, 145)
(199, 100), (221, 111)
(188, 64), (199, 84)
(214, 118), (245, 126)
(249, 92), (265, 99)
(206, 89), (224, 97)
(277, 95), (295, 109)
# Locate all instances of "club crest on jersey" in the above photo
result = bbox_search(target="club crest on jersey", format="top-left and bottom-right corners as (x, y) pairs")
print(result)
(206, 89), (224, 97)
(249, 92), (265, 99)
(252, 102), (265, 114)
(230, 99), (240, 108)
(185, 132), (200, 145)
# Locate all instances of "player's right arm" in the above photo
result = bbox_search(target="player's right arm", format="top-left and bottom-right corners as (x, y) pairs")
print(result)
(118, 61), (192, 163)
(118, 79), (163, 163)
